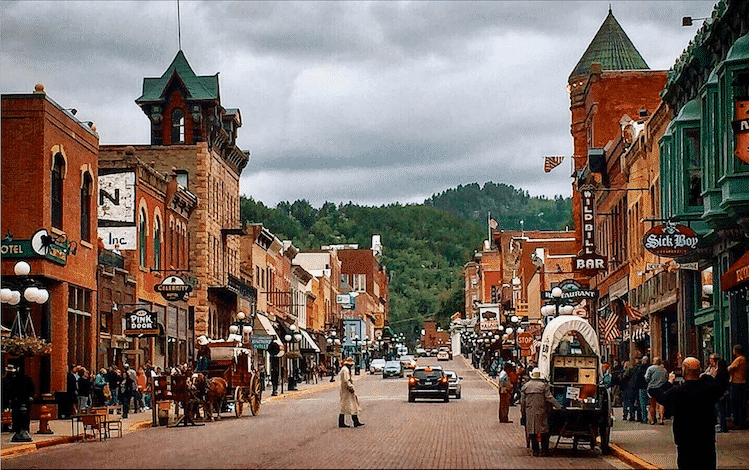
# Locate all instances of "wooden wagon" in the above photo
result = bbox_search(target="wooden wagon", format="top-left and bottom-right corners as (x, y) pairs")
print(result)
(537, 316), (613, 454)
(205, 342), (263, 417)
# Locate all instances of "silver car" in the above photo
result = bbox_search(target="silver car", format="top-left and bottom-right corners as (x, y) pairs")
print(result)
(444, 369), (462, 399)
(369, 358), (386, 374)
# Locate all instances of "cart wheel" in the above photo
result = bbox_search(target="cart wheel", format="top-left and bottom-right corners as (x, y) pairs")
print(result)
(250, 375), (262, 416)
(234, 387), (244, 418)
(599, 424), (611, 455)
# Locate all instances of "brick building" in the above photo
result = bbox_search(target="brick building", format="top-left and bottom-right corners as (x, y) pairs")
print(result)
(100, 50), (251, 348)
(1, 85), (99, 394)
(97, 149), (197, 369)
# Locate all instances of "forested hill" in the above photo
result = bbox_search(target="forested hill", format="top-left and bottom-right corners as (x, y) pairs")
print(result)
(424, 182), (573, 231)
(239, 183), (573, 341)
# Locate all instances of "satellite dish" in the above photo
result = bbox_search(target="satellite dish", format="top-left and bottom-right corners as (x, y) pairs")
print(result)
(31, 229), (54, 255)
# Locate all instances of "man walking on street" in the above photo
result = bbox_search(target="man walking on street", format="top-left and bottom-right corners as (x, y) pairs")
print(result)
(338, 357), (364, 428)
(727, 344), (747, 429)
(650, 357), (725, 469)
(498, 363), (513, 423)
(520, 368), (563, 457)
(634, 356), (650, 423)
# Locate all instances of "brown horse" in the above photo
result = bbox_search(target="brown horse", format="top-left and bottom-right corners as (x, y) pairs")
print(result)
(189, 373), (228, 421)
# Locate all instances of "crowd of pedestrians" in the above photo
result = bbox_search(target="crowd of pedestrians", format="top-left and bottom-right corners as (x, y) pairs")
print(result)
(602, 345), (748, 435)
(63, 362), (164, 418)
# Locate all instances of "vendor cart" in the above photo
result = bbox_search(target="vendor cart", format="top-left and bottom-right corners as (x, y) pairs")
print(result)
(205, 342), (262, 417)
(537, 316), (612, 454)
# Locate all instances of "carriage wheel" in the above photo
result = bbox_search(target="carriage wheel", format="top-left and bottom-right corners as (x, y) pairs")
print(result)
(234, 387), (244, 418)
(250, 375), (262, 416)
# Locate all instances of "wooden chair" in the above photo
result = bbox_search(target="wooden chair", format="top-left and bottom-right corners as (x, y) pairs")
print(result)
(105, 405), (123, 438)
(80, 413), (106, 442)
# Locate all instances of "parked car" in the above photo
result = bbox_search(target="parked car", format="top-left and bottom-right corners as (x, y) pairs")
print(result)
(369, 358), (387, 374)
(400, 355), (417, 370)
(382, 361), (404, 378)
(436, 350), (450, 361)
(415, 348), (427, 357)
(408, 366), (449, 402)
(443, 370), (462, 399)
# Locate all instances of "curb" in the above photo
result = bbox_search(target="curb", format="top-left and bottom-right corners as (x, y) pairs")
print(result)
(2, 435), (80, 459)
(262, 373), (364, 404)
(608, 442), (660, 470)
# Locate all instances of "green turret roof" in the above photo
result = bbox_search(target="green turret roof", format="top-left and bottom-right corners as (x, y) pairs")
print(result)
(136, 50), (219, 104)
(570, 8), (649, 78)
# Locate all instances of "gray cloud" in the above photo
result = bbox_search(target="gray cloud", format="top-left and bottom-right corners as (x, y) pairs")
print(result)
(1, 1), (716, 208)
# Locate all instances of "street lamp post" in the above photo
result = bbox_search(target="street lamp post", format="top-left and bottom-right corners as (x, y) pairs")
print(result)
(326, 330), (340, 382)
(1, 261), (51, 443)
(284, 324), (302, 390)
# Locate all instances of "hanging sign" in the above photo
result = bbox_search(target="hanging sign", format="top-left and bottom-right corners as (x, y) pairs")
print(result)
(154, 275), (192, 302)
(574, 188), (606, 275)
(124, 308), (159, 336)
(642, 222), (699, 257)
(732, 99), (749, 164)
(1, 229), (69, 265)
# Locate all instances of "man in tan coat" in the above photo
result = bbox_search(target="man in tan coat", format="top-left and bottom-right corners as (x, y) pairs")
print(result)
(339, 357), (364, 428)
(521, 368), (562, 456)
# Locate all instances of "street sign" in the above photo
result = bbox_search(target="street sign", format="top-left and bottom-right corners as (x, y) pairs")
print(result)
(123, 308), (159, 336)
(154, 275), (192, 302)
(521, 348), (533, 357)
(516, 332), (534, 349)
(250, 334), (274, 350)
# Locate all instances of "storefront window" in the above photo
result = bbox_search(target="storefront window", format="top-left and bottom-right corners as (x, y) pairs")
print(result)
(701, 266), (714, 309)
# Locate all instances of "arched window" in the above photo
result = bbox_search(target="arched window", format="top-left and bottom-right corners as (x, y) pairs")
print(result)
(139, 208), (148, 267)
(154, 216), (161, 271)
(51, 153), (65, 229)
(80, 172), (93, 242)
(171, 108), (185, 144)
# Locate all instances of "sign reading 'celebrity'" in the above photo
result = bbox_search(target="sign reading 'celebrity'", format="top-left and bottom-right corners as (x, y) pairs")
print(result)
(642, 222), (699, 257)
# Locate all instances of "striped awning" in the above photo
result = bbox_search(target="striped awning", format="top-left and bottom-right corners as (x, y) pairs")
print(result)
(299, 329), (321, 353)
(254, 314), (279, 338)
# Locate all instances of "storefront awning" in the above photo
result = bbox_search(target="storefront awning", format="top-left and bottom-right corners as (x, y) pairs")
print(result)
(721, 250), (749, 291)
(299, 329), (321, 353)
(255, 314), (279, 338)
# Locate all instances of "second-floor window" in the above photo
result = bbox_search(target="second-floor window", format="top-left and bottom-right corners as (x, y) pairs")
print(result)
(353, 274), (366, 292)
(154, 216), (161, 271)
(80, 172), (93, 242)
(684, 127), (702, 208)
(51, 153), (65, 229)
(139, 208), (147, 267)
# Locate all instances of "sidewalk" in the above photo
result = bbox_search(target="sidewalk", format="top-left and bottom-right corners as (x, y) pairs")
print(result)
(467, 357), (749, 469)
(1, 373), (358, 459)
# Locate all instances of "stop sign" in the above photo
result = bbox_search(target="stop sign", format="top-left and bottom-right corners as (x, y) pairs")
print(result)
(516, 332), (534, 349)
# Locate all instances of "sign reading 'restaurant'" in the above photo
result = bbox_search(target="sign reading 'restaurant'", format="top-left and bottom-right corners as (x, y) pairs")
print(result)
(642, 223), (699, 257)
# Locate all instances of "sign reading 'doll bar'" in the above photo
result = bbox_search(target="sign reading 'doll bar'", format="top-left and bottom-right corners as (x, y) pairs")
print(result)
(642, 223), (699, 257)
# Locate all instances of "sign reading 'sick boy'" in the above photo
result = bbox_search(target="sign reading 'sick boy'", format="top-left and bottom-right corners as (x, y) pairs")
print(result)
(642, 222), (699, 257)
(123, 308), (159, 337)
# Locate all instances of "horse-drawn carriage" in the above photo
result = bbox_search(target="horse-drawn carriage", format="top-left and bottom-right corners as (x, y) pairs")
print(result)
(537, 315), (612, 454)
(203, 342), (263, 417)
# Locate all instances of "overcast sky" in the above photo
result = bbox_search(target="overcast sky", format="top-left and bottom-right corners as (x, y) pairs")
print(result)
(2, 1), (716, 208)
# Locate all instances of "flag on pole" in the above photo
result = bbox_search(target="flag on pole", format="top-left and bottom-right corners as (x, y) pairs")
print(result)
(622, 301), (644, 322)
(544, 156), (565, 173)
(489, 218), (498, 229)
(601, 310), (621, 343)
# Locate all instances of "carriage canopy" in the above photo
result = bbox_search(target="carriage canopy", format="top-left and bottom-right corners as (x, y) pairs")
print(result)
(537, 315), (600, 380)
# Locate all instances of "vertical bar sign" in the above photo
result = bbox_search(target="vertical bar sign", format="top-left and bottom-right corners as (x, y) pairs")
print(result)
(581, 188), (595, 255)
(575, 187), (606, 274)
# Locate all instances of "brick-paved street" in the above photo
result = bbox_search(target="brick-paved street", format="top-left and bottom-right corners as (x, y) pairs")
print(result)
(2, 357), (625, 469)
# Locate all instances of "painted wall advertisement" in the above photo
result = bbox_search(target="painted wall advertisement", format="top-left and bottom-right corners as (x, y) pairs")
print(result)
(98, 172), (135, 223)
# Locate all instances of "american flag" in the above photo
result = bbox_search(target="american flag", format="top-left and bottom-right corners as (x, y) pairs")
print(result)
(601, 311), (621, 343)
(544, 156), (565, 173)
(622, 301), (644, 322)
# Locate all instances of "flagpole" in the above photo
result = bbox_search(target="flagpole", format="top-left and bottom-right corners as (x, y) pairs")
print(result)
(487, 211), (491, 250)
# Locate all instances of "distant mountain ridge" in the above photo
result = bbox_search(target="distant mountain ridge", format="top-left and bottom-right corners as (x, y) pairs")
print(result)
(240, 181), (572, 341)
(424, 182), (573, 231)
